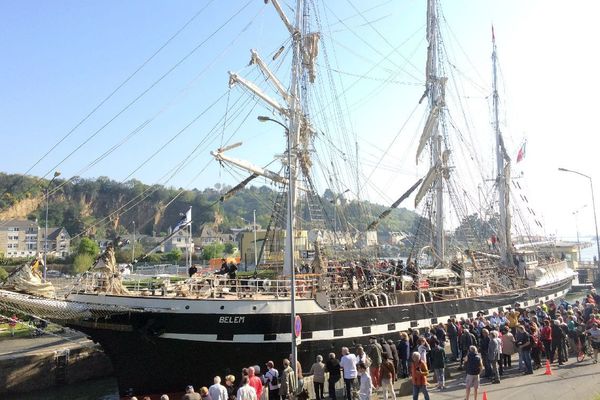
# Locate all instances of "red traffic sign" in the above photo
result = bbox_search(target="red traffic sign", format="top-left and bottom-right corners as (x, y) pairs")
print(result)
(294, 315), (302, 338)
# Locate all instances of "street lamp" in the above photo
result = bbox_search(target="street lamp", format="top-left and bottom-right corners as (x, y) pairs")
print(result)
(258, 114), (297, 372)
(253, 210), (258, 269)
(257, 115), (288, 132)
(43, 170), (61, 281)
(558, 167), (600, 268)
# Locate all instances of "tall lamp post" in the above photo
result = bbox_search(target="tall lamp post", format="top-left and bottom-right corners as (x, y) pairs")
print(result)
(558, 167), (600, 268)
(43, 171), (61, 281)
(131, 221), (136, 264)
(258, 115), (298, 369)
(253, 210), (258, 268)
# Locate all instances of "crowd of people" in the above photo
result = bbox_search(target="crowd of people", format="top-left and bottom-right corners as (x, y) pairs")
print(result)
(128, 290), (600, 400)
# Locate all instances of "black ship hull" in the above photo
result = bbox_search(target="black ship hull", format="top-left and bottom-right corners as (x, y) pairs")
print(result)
(66, 277), (572, 395)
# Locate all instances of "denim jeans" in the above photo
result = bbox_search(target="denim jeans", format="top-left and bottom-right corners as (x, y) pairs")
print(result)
(450, 336), (459, 360)
(412, 384), (430, 400)
(522, 350), (533, 373)
(344, 378), (355, 400)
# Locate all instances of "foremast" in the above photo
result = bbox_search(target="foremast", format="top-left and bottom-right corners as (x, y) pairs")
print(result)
(491, 27), (514, 268)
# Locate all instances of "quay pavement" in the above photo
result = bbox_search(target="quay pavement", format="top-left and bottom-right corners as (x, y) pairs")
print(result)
(395, 358), (600, 400)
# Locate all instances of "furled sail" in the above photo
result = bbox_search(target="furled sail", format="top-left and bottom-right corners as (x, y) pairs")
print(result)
(3, 259), (55, 298)
(415, 164), (440, 207)
(416, 105), (439, 163)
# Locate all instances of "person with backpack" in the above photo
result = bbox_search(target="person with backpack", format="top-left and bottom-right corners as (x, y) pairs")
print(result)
(264, 361), (281, 400)
(465, 346), (483, 400)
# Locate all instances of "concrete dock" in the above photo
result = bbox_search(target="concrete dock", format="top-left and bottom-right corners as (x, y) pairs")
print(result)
(0, 330), (113, 396)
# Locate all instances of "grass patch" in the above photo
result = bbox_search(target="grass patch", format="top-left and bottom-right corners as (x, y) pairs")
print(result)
(0, 320), (64, 339)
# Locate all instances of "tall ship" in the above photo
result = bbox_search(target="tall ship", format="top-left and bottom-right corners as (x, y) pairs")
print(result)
(0, 0), (574, 395)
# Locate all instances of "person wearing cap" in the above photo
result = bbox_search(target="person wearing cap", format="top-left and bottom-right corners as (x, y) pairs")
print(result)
(209, 376), (228, 400)
(182, 385), (201, 400)
(264, 361), (281, 400)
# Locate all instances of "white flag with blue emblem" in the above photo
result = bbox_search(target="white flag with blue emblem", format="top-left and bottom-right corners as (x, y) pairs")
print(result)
(172, 207), (192, 233)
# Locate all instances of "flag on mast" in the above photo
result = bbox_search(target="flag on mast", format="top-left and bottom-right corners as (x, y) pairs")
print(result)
(516, 140), (527, 162)
(173, 207), (192, 233)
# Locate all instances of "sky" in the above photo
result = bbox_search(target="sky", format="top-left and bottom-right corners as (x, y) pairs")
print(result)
(1, 0), (600, 239)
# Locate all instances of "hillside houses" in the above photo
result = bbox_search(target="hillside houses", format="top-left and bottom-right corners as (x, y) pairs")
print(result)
(0, 220), (71, 259)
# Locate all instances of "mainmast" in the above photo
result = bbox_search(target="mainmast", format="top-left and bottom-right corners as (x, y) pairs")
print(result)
(415, 0), (447, 264)
(491, 27), (513, 267)
(285, 0), (303, 277)
(218, 0), (320, 276)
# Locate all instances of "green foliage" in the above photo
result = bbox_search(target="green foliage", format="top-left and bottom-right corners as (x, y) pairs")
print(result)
(144, 253), (162, 263)
(224, 242), (237, 255)
(77, 237), (100, 256)
(202, 243), (225, 260)
(165, 249), (182, 262)
(0, 173), (423, 244)
(72, 253), (94, 274)
(0, 266), (8, 282)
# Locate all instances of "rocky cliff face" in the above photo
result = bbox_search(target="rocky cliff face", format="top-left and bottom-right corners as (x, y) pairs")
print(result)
(0, 196), (42, 221)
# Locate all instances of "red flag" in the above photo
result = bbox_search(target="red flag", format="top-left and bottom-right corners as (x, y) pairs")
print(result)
(517, 141), (527, 162)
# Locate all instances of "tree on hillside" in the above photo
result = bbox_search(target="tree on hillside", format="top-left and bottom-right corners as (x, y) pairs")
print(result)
(78, 237), (100, 257)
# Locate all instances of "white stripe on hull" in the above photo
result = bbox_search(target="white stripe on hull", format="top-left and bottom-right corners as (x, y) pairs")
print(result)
(68, 293), (327, 314)
(157, 286), (571, 344)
